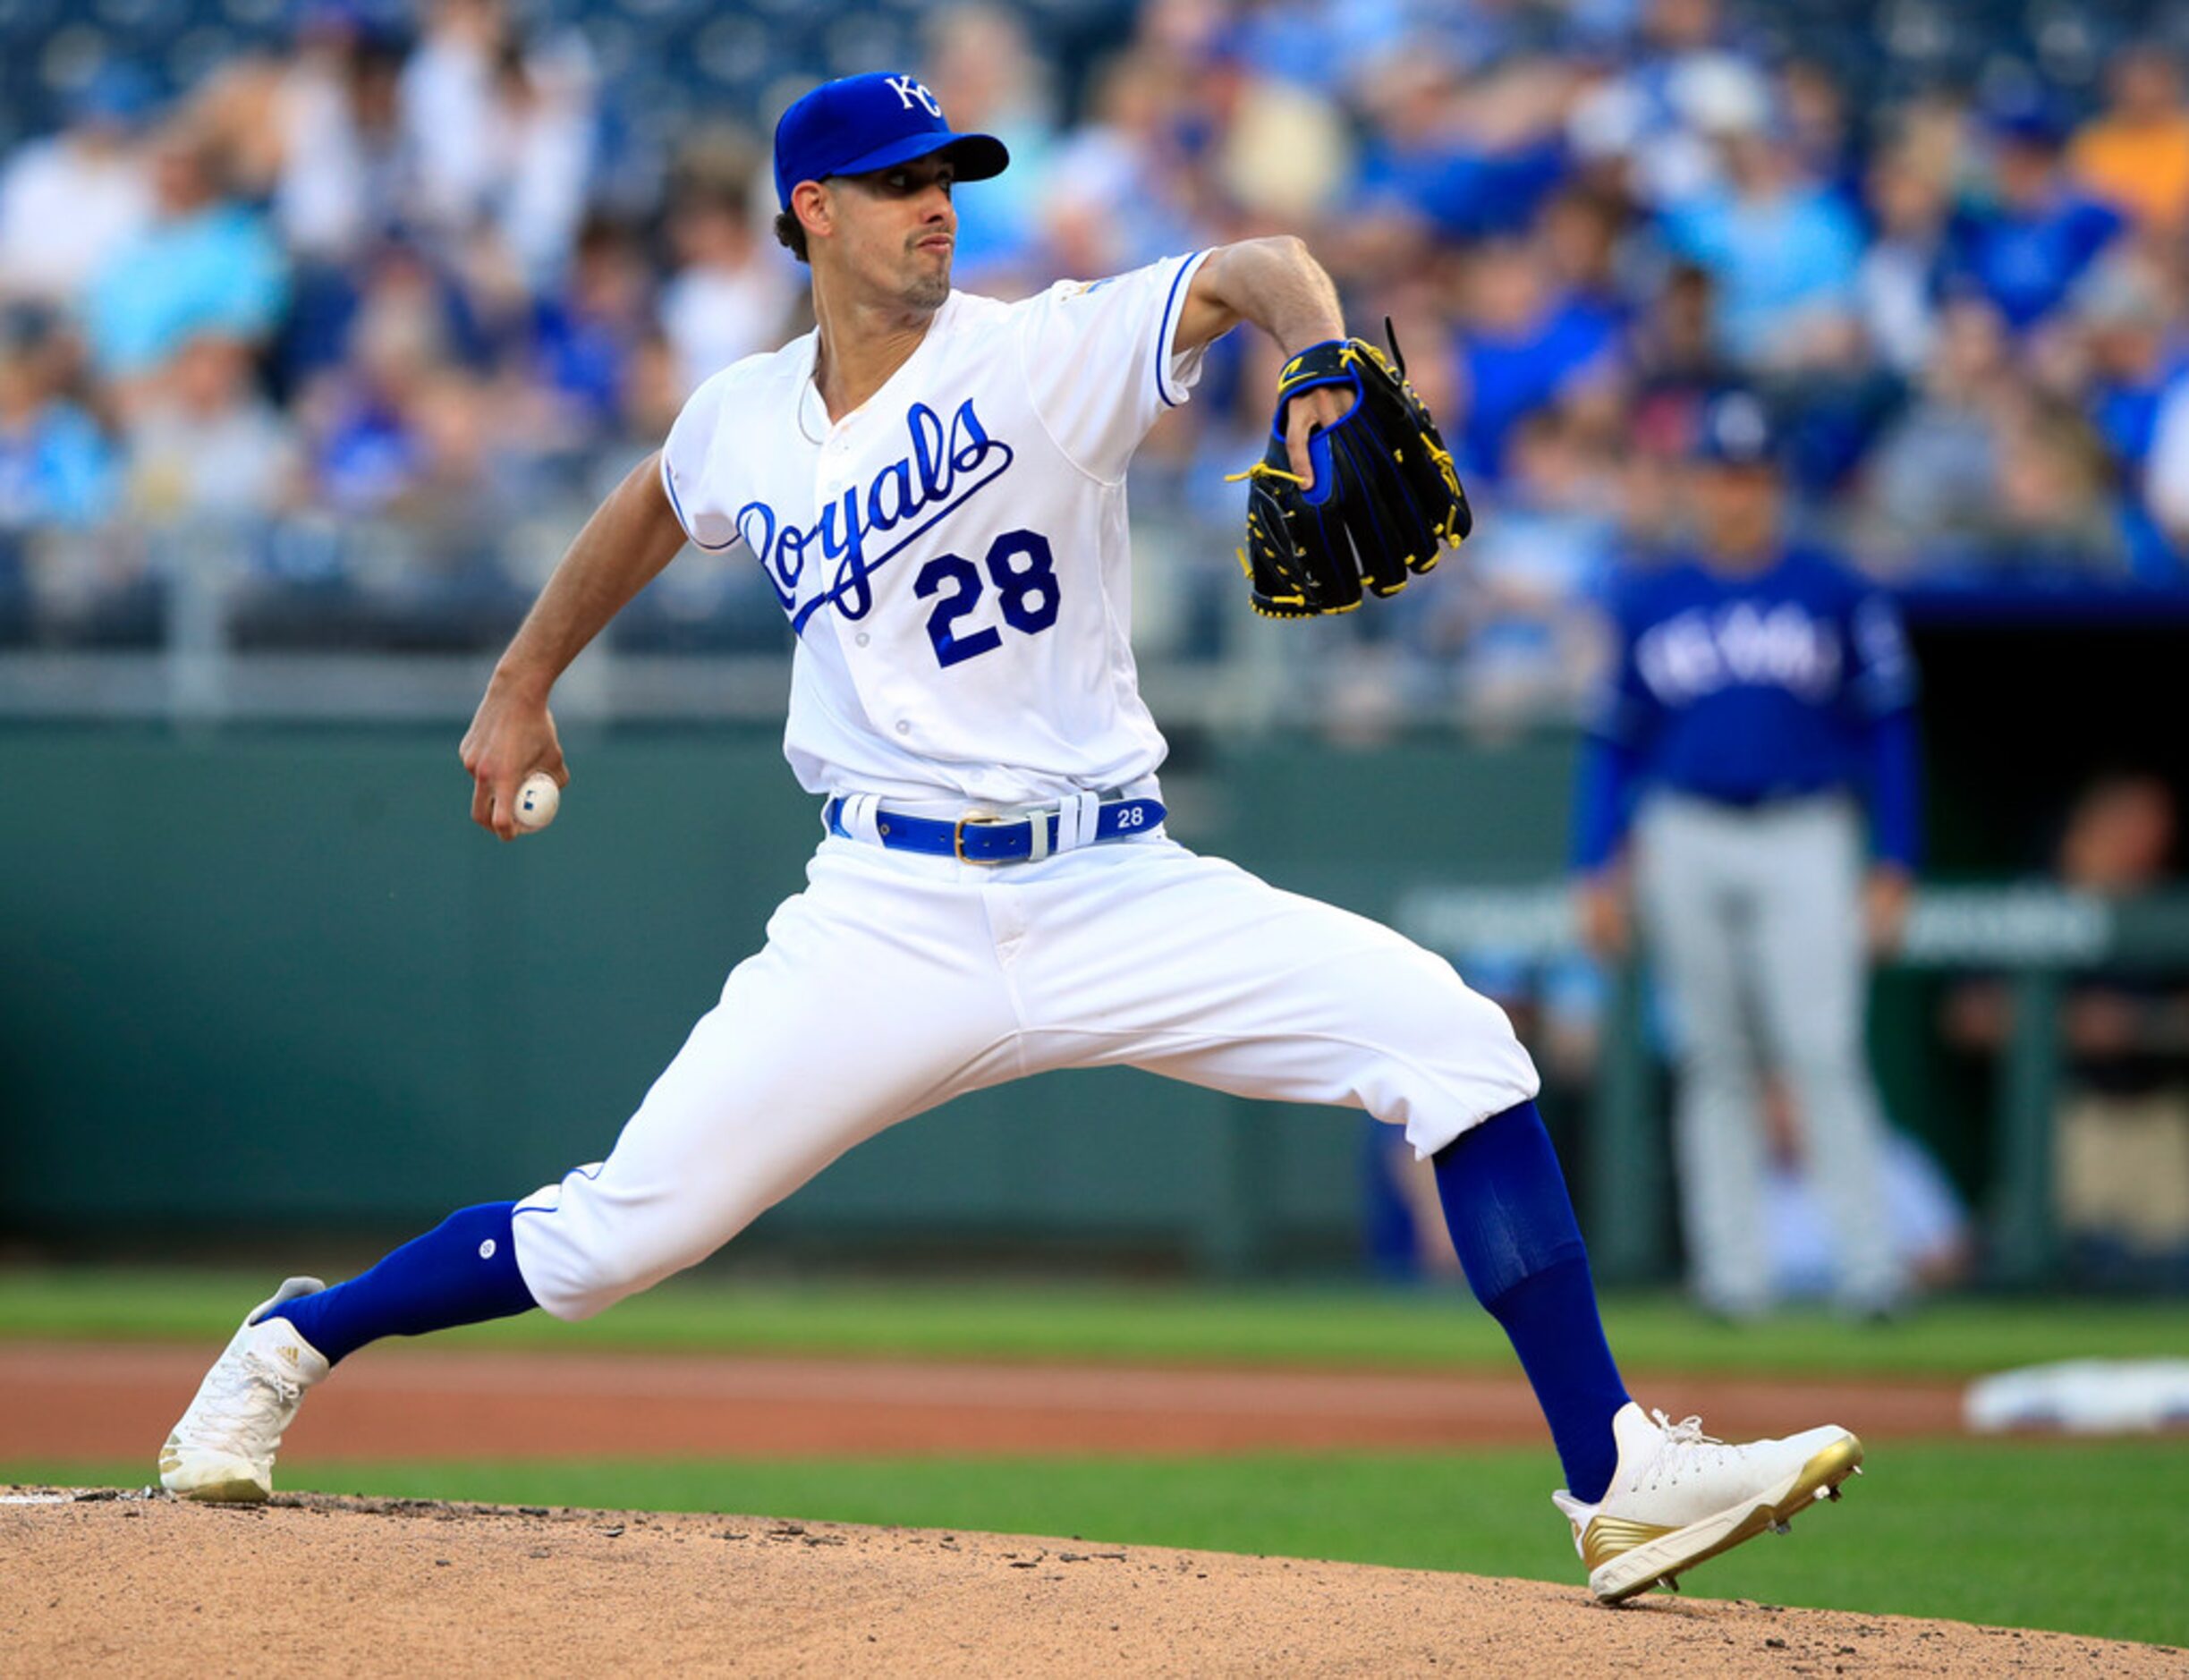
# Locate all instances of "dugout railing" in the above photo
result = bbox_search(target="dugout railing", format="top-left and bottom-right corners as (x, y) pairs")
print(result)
(1396, 882), (2189, 1289)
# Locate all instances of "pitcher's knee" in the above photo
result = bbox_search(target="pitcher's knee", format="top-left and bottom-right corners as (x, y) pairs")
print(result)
(1373, 955), (1542, 1157)
(513, 1217), (722, 1321)
(509, 1166), (751, 1321)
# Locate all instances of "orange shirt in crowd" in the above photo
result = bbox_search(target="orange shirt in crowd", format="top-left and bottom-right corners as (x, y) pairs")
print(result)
(2071, 115), (2189, 230)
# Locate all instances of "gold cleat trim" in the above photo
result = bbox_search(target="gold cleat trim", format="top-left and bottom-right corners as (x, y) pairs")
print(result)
(1578, 1514), (1678, 1574)
(1588, 1432), (1866, 1606)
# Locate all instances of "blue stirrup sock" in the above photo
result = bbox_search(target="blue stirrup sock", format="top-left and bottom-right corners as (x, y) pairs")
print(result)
(271, 1201), (539, 1366)
(1434, 1100), (1630, 1503)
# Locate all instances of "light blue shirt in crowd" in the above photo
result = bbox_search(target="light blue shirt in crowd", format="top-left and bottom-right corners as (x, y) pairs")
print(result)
(84, 203), (288, 378)
(1662, 184), (1864, 364)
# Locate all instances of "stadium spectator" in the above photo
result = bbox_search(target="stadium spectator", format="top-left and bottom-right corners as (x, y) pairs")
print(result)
(1984, 396), (2126, 573)
(0, 308), (115, 533)
(82, 124), (288, 392)
(399, 0), (507, 243)
(1857, 295), (2018, 573)
(303, 255), (451, 514)
(1040, 50), (1210, 277)
(484, 32), (597, 291)
(1445, 408), (1620, 725)
(2132, 326), (2189, 559)
(1945, 772), (2189, 1282)
(1658, 104), (1865, 371)
(657, 153), (798, 399)
(191, 5), (411, 267)
(1450, 233), (1623, 482)
(1536, 186), (1630, 333)
(1215, 54), (1357, 230)
(123, 335), (300, 522)
(1565, 0), (1768, 214)
(2068, 258), (2183, 575)
(0, 0), (2182, 658)
(1345, 54), (1472, 276)
(531, 216), (651, 442)
(1855, 141), (1955, 378)
(1625, 259), (1727, 448)
(1779, 56), (1861, 202)
(2073, 256), (2181, 471)
(1950, 98), (2124, 334)
(0, 66), (156, 309)
(1354, 47), (1573, 245)
(921, 4), (1060, 287)
(2069, 43), (2189, 235)
(272, 12), (412, 267)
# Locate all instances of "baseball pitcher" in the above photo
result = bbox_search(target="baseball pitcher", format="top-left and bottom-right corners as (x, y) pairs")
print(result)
(160, 73), (1862, 1604)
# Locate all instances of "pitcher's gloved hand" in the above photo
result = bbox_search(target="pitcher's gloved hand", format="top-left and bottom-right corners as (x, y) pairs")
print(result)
(1232, 321), (1472, 619)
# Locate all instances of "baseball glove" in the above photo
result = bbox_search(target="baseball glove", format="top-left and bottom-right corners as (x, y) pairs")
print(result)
(1231, 322), (1471, 618)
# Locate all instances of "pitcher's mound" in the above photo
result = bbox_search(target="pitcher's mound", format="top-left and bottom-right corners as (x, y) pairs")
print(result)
(4, 1488), (2172, 1676)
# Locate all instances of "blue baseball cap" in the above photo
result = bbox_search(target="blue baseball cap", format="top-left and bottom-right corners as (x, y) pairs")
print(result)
(772, 72), (1009, 212)
(1983, 89), (2068, 149)
(1693, 390), (1782, 469)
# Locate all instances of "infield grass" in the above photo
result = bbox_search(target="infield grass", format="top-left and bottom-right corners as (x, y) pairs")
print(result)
(10, 1441), (2184, 1648)
(1, 1267), (2183, 1377)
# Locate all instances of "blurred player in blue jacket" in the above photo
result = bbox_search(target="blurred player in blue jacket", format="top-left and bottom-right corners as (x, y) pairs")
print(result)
(1572, 391), (1920, 1318)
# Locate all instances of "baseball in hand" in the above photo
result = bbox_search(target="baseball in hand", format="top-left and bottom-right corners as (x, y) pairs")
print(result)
(513, 771), (561, 832)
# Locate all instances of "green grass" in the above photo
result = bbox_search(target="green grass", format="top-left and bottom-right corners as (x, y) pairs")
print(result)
(11, 1442), (2185, 1648)
(1, 1267), (2182, 1377)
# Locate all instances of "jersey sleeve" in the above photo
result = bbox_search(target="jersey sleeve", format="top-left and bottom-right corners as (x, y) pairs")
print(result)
(1846, 585), (1916, 717)
(1014, 250), (1217, 482)
(1570, 733), (1644, 874)
(1581, 578), (1661, 747)
(658, 363), (744, 551)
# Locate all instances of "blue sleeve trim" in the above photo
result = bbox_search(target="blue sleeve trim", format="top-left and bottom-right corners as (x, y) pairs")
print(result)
(1154, 250), (1208, 410)
(512, 1160), (607, 1219)
(1571, 733), (1642, 873)
(1866, 706), (1922, 870)
(658, 450), (738, 552)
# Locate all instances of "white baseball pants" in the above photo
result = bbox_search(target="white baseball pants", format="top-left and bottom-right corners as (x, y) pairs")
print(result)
(511, 830), (1540, 1319)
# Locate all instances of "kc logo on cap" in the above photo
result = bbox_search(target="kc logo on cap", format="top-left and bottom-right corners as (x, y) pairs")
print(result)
(886, 75), (943, 118)
(773, 71), (1010, 210)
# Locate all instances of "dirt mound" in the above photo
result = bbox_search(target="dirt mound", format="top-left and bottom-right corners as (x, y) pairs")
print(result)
(4, 1489), (2170, 1676)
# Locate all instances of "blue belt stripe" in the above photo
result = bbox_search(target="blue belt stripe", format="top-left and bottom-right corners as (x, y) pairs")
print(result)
(826, 796), (1166, 862)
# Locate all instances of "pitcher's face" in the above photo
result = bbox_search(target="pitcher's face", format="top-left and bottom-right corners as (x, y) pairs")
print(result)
(816, 155), (958, 312)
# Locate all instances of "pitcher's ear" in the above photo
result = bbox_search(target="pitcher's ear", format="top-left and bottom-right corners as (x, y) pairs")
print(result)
(792, 180), (833, 242)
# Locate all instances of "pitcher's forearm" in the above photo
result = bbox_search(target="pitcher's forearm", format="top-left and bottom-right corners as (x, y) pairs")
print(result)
(492, 451), (691, 699)
(1176, 236), (1346, 357)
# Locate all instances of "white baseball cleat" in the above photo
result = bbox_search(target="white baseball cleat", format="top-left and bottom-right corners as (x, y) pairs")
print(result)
(1552, 1402), (1863, 1605)
(158, 1277), (331, 1503)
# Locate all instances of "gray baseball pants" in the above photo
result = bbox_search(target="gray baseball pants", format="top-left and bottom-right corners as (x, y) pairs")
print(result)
(1633, 792), (1905, 1313)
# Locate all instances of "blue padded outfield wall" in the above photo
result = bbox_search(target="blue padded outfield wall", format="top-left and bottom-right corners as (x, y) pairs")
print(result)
(0, 723), (1583, 1272)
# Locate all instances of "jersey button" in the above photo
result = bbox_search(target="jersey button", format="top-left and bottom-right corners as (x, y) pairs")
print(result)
(855, 632), (870, 647)
(895, 720), (911, 735)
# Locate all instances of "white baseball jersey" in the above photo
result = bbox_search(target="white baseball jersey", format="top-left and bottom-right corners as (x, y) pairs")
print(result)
(508, 247), (1542, 1324)
(658, 250), (1212, 807)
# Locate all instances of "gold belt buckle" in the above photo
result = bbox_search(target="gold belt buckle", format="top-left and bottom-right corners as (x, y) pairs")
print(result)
(953, 808), (1006, 865)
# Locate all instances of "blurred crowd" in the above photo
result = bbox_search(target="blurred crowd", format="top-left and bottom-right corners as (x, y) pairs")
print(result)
(7, 0), (2189, 704)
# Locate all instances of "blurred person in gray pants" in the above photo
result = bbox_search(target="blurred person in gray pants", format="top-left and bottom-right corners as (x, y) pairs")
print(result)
(1570, 393), (1921, 1318)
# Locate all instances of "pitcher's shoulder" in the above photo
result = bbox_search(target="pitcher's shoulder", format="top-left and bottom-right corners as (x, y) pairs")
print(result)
(683, 334), (817, 413)
(945, 287), (1022, 333)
